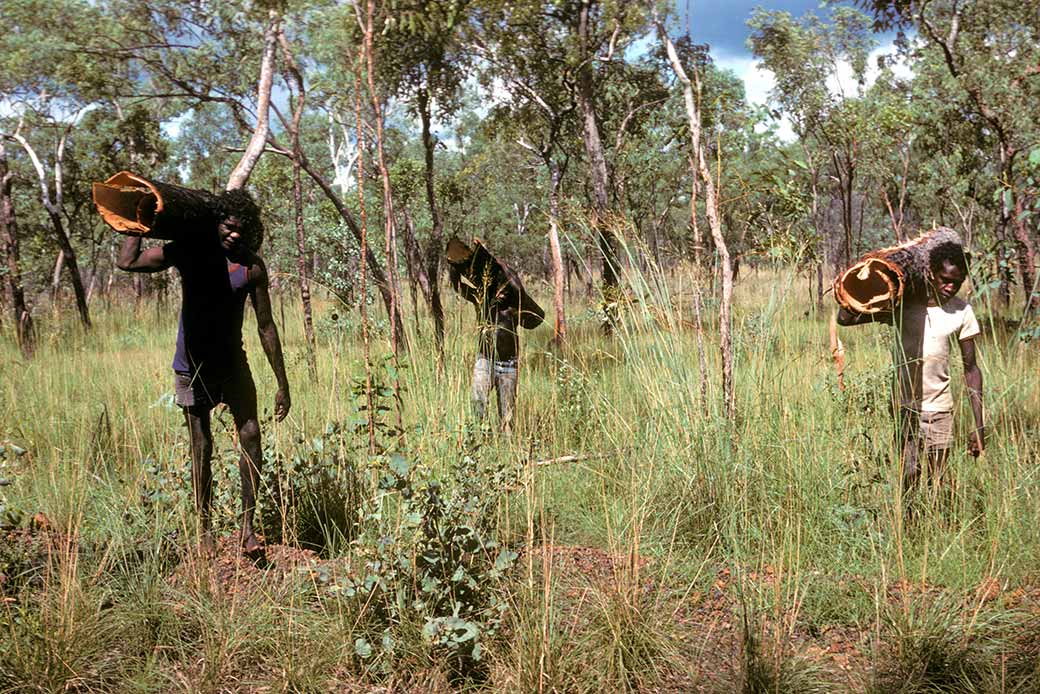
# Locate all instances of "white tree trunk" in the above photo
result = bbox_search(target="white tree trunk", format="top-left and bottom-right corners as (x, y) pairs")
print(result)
(226, 9), (280, 191)
(658, 20), (735, 420)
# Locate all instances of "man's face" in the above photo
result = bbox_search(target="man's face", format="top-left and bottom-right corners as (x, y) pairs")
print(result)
(931, 260), (966, 303)
(218, 216), (244, 253)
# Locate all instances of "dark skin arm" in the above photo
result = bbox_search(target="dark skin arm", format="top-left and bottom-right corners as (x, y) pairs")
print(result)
(836, 306), (893, 326)
(116, 235), (171, 273)
(959, 336), (984, 457)
(247, 255), (291, 421)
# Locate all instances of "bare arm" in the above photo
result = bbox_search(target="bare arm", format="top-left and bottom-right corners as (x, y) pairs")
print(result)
(836, 306), (893, 326)
(116, 236), (171, 273)
(960, 336), (984, 457)
(249, 257), (291, 421)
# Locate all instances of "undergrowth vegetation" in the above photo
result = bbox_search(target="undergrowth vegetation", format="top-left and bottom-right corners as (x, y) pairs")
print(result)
(2, 262), (1040, 691)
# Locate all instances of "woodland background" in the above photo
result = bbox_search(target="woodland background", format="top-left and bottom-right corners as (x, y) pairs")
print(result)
(2, 1), (1040, 692)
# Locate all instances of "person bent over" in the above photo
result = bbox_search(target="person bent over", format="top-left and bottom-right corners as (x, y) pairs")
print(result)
(118, 189), (290, 556)
(838, 240), (984, 513)
(449, 251), (542, 433)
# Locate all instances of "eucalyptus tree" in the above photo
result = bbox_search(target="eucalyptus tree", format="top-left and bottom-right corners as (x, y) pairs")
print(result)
(0, 138), (34, 356)
(276, 2), (404, 340)
(749, 7), (876, 294)
(478, 0), (656, 313)
(374, 0), (474, 351)
(0, 0), (127, 328)
(473, 3), (583, 343)
(859, 0), (1040, 313)
(656, 14), (736, 421)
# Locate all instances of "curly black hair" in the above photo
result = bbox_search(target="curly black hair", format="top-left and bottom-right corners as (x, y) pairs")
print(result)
(929, 240), (969, 274)
(215, 188), (264, 251)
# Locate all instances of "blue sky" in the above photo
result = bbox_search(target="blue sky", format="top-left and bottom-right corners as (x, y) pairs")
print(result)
(672, 1), (903, 139)
(675, 0), (855, 59)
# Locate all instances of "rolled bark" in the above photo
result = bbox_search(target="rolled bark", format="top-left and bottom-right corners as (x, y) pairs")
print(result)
(833, 227), (963, 314)
(447, 237), (544, 329)
(92, 171), (217, 239)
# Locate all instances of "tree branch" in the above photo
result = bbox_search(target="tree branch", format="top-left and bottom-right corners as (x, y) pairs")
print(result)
(226, 9), (281, 190)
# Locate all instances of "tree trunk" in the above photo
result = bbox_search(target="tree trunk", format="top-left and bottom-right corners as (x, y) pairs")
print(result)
(279, 29), (318, 383)
(1004, 149), (1039, 314)
(659, 21), (735, 421)
(577, 0), (620, 309)
(226, 9), (280, 191)
(10, 132), (90, 328)
(352, 53), (377, 454)
(0, 141), (34, 357)
(401, 211), (423, 338)
(688, 171), (709, 417)
(362, 0), (404, 357)
(547, 158), (567, 345)
(51, 251), (64, 296)
(402, 209), (435, 320)
(46, 209), (90, 327)
(417, 87), (446, 353)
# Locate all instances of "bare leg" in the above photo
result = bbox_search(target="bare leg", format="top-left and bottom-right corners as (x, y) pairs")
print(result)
(496, 362), (518, 434)
(235, 416), (263, 556)
(472, 356), (493, 422)
(184, 407), (215, 554)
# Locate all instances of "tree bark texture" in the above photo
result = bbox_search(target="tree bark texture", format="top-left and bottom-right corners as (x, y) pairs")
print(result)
(226, 9), (281, 191)
(547, 159), (567, 344)
(577, 0), (620, 300)
(279, 29), (319, 383)
(659, 22), (735, 420)
(417, 86), (446, 352)
(92, 171), (218, 238)
(0, 140), (34, 357)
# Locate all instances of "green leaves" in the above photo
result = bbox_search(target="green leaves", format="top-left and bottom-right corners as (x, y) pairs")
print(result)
(341, 446), (523, 671)
(354, 637), (373, 658)
(1028, 147), (1040, 168)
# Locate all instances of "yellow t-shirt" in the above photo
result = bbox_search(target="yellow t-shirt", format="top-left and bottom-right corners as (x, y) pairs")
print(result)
(918, 297), (980, 412)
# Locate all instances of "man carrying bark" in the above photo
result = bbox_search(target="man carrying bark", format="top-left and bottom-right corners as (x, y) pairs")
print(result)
(117, 189), (290, 556)
(838, 239), (984, 511)
(449, 243), (543, 433)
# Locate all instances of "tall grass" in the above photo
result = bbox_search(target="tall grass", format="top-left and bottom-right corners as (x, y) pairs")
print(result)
(1, 255), (1039, 691)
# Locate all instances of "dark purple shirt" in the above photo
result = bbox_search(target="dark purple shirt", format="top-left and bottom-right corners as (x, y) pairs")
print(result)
(165, 240), (250, 378)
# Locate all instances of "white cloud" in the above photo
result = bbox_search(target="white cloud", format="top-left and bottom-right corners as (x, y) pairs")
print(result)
(715, 37), (909, 143)
(714, 53), (796, 141)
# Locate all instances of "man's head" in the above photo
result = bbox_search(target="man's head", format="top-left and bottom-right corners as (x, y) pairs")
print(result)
(929, 241), (969, 303)
(215, 189), (264, 254)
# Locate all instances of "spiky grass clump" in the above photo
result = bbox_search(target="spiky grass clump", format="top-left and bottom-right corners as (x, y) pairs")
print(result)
(870, 600), (1006, 694)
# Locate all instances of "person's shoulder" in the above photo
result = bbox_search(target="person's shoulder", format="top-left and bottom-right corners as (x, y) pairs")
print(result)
(244, 252), (268, 286)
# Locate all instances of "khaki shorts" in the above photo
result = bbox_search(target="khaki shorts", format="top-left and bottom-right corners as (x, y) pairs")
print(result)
(919, 410), (954, 450)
